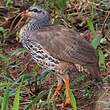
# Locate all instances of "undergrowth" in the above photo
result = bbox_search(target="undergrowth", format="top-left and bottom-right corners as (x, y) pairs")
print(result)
(0, 0), (110, 110)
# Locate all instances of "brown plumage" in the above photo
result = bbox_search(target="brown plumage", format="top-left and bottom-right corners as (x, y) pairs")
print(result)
(18, 6), (100, 106)
(29, 25), (100, 77)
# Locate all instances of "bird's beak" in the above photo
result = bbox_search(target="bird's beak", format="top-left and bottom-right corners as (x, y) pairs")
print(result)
(10, 10), (31, 32)
(21, 10), (32, 17)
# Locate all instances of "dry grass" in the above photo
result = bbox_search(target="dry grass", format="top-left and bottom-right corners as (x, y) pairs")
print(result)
(0, 0), (110, 110)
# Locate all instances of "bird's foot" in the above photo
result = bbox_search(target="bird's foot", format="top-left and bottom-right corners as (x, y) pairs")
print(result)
(63, 78), (71, 106)
(65, 97), (71, 106)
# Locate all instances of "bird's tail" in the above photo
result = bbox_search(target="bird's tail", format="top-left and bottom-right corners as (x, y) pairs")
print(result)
(86, 64), (102, 82)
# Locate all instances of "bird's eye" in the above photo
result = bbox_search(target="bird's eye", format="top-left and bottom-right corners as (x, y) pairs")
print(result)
(31, 9), (42, 13)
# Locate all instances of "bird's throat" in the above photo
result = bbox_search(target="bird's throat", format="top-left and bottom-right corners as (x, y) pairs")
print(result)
(20, 18), (49, 40)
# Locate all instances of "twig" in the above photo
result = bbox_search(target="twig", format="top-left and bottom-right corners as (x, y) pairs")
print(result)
(79, 101), (95, 110)
(18, 58), (32, 77)
(9, 12), (22, 32)
(14, 16), (24, 30)
(101, 11), (110, 37)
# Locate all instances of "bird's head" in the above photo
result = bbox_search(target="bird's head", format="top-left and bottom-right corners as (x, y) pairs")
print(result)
(10, 6), (49, 32)
(21, 6), (49, 21)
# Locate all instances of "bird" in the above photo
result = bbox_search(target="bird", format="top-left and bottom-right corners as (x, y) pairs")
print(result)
(17, 6), (100, 106)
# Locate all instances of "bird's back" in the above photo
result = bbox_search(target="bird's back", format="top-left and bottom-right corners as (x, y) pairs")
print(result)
(26, 25), (100, 77)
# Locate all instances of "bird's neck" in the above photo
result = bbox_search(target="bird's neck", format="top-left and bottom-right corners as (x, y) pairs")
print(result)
(20, 18), (49, 40)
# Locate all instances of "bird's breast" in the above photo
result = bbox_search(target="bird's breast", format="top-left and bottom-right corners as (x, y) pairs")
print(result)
(22, 39), (60, 70)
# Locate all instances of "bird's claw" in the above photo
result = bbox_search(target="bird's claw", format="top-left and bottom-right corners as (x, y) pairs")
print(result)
(65, 97), (71, 106)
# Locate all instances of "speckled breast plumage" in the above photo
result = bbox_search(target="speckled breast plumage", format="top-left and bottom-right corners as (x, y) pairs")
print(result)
(24, 39), (59, 70)
(19, 22), (60, 71)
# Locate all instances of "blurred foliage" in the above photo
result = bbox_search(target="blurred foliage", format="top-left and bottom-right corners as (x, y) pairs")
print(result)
(1, 84), (9, 110)
(12, 78), (23, 110)
(6, 0), (13, 7)
(55, 0), (67, 15)
(0, 0), (110, 110)
(81, 86), (93, 99)
(87, 17), (106, 70)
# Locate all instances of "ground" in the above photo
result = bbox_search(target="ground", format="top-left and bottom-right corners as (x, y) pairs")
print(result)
(0, 0), (110, 110)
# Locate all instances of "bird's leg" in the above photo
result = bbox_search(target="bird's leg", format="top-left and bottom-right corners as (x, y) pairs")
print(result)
(51, 77), (63, 101)
(55, 62), (71, 106)
(63, 75), (71, 106)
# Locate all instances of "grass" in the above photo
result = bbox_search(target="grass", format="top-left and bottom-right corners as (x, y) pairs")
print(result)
(12, 78), (23, 110)
(87, 16), (106, 70)
(70, 89), (77, 110)
(1, 79), (22, 110)
(1, 83), (9, 110)
(0, 0), (110, 109)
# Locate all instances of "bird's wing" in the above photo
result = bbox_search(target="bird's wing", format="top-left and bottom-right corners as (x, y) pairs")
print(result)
(29, 25), (98, 65)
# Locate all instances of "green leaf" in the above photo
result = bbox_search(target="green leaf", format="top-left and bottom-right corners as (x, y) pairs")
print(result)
(98, 48), (106, 70)
(10, 48), (26, 56)
(47, 84), (55, 106)
(55, 0), (66, 11)
(0, 27), (5, 34)
(87, 17), (96, 38)
(91, 37), (102, 49)
(1, 83), (10, 110)
(24, 91), (44, 110)
(70, 89), (77, 110)
(12, 79), (23, 110)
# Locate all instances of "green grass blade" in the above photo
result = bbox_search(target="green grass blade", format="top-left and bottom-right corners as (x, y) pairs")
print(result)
(87, 17), (102, 49)
(0, 54), (10, 65)
(52, 101), (56, 110)
(98, 48), (106, 70)
(1, 84), (10, 110)
(0, 27), (5, 34)
(10, 48), (26, 56)
(37, 70), (49, 81)
(12, 79), (23, 110)
(24, 91), (44, 110)
(70, 89), (77, 110)
(87, 17), (96, 38)
(46, 84), (55, 108)
(91, 37), (102, 49)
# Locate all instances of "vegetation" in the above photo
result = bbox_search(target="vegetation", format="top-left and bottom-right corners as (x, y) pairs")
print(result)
(0, 0), (110, 110)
